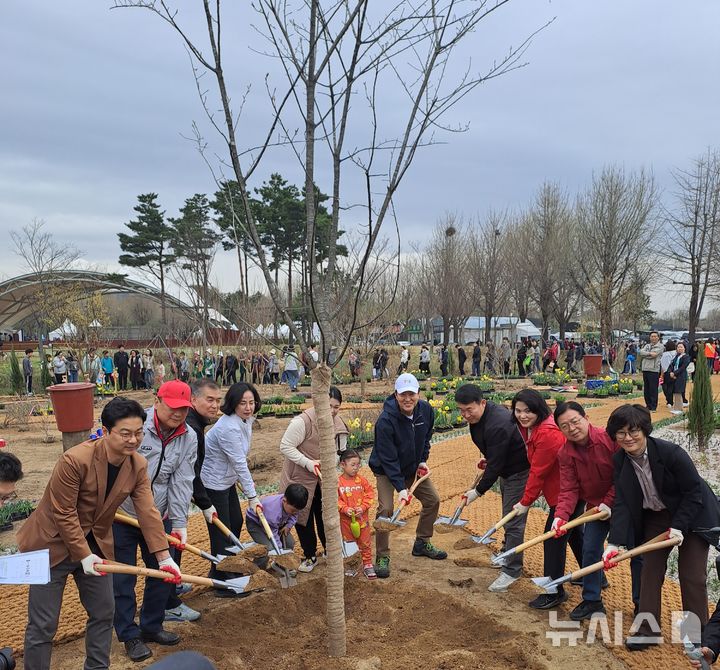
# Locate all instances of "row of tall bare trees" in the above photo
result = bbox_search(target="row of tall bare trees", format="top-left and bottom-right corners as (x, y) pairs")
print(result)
(408, 154), (720, 344)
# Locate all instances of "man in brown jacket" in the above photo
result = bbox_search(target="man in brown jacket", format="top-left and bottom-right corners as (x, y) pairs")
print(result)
(18, 397), (178, 670)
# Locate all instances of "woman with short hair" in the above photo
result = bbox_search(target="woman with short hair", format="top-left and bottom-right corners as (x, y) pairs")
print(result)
(604, 404), (719, 651)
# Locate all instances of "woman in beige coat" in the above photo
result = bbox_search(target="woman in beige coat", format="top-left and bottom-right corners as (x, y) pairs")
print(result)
(278, 386), (348, 572)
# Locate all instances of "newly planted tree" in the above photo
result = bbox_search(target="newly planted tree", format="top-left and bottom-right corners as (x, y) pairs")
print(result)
(688, 346), (715, 452)
(114, 0), (543, 656)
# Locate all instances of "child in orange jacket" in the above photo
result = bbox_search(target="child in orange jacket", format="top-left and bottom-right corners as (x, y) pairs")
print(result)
(338, 449), (376, 579)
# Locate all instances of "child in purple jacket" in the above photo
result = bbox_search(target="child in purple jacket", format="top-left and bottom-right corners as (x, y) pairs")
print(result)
(246, 484), (308, 569)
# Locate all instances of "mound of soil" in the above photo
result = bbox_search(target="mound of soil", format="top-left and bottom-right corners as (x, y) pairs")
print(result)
(159, 578), (547, 670)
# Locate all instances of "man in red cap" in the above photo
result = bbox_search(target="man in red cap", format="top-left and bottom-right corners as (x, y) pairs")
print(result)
(113, 380), (199, 663)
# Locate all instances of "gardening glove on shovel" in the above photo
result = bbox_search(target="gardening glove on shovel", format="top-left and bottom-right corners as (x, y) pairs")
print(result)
(512, 502), (529, 516)
(158, 556), (182, 584)
(602, 544), (623, 570)
(462, 488), (479, 506)
(170, 528), (187, 551)
(416, 462), (429, 477)
(668, 528), (684, 545)
(597, 503), (612, 519)
(398, 489), (413, 506)
(202, 505), (217, 524)
(551, 517), (567, 538)
(248, 496), (262, 513)
(81, 553), (106, 577)
(477, 458), (487, 471)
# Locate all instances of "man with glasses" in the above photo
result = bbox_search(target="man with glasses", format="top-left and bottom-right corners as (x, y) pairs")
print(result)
(552, 401), (640, 620)
(18, 397), (176, 670)
(113, 380), (198, 662)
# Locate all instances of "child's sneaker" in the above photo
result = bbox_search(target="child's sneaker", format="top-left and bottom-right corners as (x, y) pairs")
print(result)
(363, 564), (378, 580)
(298, 556), (318, 573)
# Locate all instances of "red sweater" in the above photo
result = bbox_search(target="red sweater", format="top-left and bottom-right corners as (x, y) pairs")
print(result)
(519, 415), (564, 507)
(554, 423), (619, 522)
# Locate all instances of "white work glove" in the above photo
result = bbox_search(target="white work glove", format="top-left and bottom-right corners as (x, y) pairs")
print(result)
(416, 462), (429, 477)
(202, 505), (217, 523)
(398, 489), (413, 506)
(170, 527), (187, 545)
(305, 459), (321, 476)
(668, 527), (684, 545)
(598, 503), (612, 519)
(602, 544), (625, 569)
(248, 496), (262, 513)
(512, 502), (529, 516)
(158, 556), (182, 583)
(81, 553), (106, 577)
(462, 488), (479, 506)
(551, 517), (567, 537)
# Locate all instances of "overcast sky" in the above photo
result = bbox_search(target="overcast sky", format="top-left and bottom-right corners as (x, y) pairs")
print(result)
(2, 1), (719, 314)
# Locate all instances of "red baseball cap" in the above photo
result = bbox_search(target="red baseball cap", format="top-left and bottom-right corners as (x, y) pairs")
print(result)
(157, 380), (193, 409)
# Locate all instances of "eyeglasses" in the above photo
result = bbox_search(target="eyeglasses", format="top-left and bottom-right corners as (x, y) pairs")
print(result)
(0, 491), (18, 504)
(114, 429), (145, 441)
(559, 417), (585, 431)
(615, 428), (643, 440)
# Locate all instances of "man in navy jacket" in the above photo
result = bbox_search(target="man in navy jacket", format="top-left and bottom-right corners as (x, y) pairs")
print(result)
(369, 373), (446, 578)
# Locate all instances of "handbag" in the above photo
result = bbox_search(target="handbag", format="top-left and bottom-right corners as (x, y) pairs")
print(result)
(687, 362), (695, 374)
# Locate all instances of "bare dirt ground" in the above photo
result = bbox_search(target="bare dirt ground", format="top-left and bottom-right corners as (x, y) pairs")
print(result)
(0, 375), (699, 669)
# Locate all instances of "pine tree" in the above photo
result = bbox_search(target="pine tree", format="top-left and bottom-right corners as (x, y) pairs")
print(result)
(9, 350), (24, 395)
(41, 354), (53, 391)
(688, 345), (715, 451)
(118, 193), (176, 324)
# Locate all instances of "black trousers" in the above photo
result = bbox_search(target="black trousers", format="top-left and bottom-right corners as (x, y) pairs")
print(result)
(543, 503), (585, 583)
(642, 371), (660, 411)
(226, 369), (237, 384)
(117, 367), (128, 390)
(205, 484), (244, 578)
(295, 483), (326, 559)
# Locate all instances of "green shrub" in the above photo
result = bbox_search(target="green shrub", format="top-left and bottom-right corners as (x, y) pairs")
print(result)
(688, 347), (715, 451)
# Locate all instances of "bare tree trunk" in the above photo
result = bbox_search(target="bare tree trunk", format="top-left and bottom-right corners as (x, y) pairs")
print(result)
(311, 363), (346, 656)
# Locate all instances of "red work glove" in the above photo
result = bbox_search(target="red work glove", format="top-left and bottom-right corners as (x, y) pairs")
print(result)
(169, 531), (186, 552)
(158, 556), (182, 584)
(551, 517), (567, 538)
(417, 462), (429, 477)
(477, 458), (487, 471)
(602, 545), (620, 570)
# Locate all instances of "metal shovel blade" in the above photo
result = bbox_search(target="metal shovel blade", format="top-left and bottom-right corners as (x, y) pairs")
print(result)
(271, 562), (297, 589)
(531, 574), (571, 594)
(212, 575), (251, 594)
(472, 529), (497, 545)
(490, 549), (513, 566)
(342, 540), (360, 558)
(435, 515), (469, 529)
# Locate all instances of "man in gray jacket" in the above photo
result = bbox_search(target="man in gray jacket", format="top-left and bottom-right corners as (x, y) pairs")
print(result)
(113, 380), (198, 663)
(638, 331), (664, 411)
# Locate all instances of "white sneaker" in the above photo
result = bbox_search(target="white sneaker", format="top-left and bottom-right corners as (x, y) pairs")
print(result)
(164, 602), (201, 622)
(682, 402), (689, 407)
(670, 410), (683, 415)
(488, 572), (519, 592)
(667, 403), (672, 409)
(298, 557), (318, 573)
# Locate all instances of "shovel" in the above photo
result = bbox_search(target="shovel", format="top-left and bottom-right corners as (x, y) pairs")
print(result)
(114, 512), (220, 565)
(435, 463), (485, 532)
(210, 513), (267, 561)
(373, 471), (431, 532)
(532, 532), (680, 594)
(491, 506), (609, 566)
(100, 561), (254, 596)
(467, 509), (519, 546)
(342, 539), (362, 576)
(254, 506), (298, 588)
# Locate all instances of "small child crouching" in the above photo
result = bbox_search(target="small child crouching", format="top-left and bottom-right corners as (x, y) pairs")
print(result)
(338, 450), (376, 579)
(246, 484), (308, 572)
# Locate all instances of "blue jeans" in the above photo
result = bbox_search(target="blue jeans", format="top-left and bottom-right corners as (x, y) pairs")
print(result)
(112, 520), (174, 641)
(471, 361), (480, 376)
(286, 369), (299, 390)
(583, 517), (642, 605)
(67, 370), (79, 382)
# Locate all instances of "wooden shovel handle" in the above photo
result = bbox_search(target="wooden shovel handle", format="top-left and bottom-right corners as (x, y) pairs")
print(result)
(567, 533), (680, 581)
(255, 507), (275, 544)
(408, 470), (431, 496)
(100, 562), (215, 588)
(211, 514), (234, 538)
(113, 512), (208, 561)
(493, 509), (518, 532)
(513, 509), (607, 555)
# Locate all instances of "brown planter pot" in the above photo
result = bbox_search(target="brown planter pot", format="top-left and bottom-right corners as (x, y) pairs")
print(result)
(47, 382), (96, 433)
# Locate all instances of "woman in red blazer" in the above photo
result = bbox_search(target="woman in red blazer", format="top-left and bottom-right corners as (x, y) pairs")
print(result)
(511, 388), (584, 610)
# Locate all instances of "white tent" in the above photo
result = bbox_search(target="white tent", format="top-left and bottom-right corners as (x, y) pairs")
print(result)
(516, 320), (541, 339)
(49, 319), (77, 340)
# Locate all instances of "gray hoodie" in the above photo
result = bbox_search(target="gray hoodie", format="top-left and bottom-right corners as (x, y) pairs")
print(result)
(120, 407), (197, 529)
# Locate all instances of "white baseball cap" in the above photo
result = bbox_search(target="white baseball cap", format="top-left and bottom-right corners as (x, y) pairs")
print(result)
(395, 373), (420, 394)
